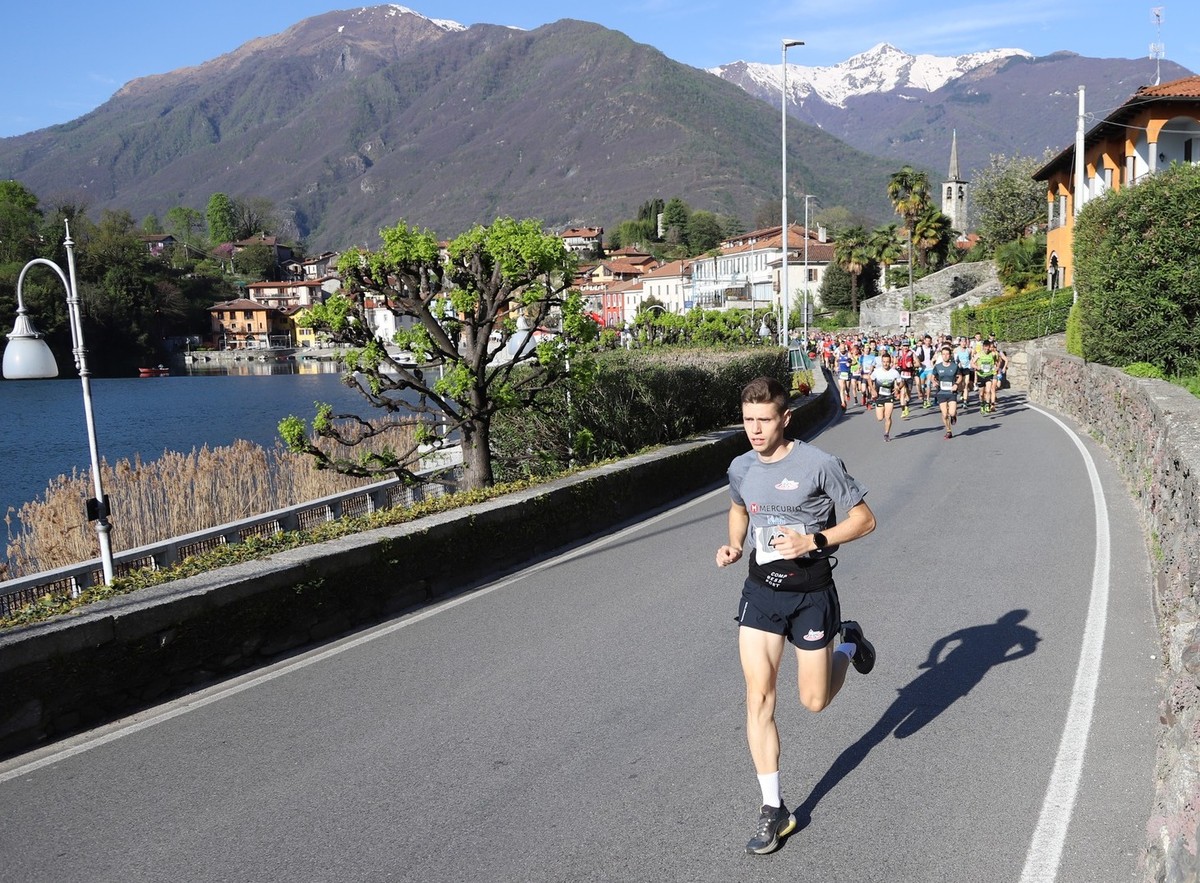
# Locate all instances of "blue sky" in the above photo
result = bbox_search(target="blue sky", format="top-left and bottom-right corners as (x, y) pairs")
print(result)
(1, 1), (1195, 138)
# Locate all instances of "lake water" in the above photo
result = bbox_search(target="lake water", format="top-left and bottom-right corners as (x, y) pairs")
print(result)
(0, 363), (374, 518)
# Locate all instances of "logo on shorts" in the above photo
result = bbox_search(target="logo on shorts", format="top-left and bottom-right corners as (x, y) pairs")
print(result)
(803, 629), (825, 642)
(775, 478), (799, 491)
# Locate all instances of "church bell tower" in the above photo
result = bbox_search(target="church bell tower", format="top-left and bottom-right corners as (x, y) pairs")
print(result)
(942, 130), (969, 235)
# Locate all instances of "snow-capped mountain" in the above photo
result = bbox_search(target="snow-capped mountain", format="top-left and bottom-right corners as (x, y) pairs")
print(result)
(710, 41), (1187, 181)
(710, 42), (1033, 108)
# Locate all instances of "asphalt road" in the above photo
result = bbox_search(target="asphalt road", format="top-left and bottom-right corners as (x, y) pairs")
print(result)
(0, 391), (1161, 883)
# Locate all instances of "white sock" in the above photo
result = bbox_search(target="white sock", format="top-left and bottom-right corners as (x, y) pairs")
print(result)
(757, 771), (781, 808)
(836, 642), (856, 659)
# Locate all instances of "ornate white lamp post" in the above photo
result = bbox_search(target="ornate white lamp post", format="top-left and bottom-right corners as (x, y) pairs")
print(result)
(3, 220), (115, 584)
(780, 38), (804, 349)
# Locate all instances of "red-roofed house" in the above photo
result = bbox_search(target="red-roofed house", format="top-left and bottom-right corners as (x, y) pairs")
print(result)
(560, 227), (603, 255)
(208, 298), (291, 350)
(639, 260), (693, 315)
(1034, 75), (1200, 288)
(244, 278), (340, 310)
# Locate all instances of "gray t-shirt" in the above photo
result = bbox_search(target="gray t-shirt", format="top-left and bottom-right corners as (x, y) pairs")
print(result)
(728, 441), (868, 589)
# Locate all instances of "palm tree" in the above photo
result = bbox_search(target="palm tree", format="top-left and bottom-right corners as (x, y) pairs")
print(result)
(888, 167), (932, 307)
(869, 223), (905, 290)
(833, 225), (870, 313)
(913, 207), (954, 271)
(887, 166), (931, 232)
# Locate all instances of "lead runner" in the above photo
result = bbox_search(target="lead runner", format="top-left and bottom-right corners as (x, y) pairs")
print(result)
(716, 376), (878, 854)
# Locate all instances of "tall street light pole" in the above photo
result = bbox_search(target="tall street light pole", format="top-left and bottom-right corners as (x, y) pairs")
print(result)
(802, 194), (817, 346)
(3, 220), (116, 585)
(781, 38), (804, 352)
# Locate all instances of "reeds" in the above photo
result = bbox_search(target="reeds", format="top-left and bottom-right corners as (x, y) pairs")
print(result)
(4, 419), (420, 578)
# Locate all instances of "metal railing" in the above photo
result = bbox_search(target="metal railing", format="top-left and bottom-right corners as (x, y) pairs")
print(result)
(0, 448), (463, 619)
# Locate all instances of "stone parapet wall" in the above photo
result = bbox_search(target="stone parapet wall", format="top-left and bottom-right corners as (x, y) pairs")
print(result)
(859, 261), (1000, 337)
(1025, 343), (1200, 883)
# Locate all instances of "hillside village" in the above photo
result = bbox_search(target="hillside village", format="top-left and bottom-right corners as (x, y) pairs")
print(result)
(192, 220), (847, 353)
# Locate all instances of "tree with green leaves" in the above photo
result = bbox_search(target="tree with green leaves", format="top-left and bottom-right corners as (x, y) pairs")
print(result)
(232, 243), (278, 281)
(281, 217), (595, 490)
(206, 193), (238, 244)
(868, 223), (905, 288)
(686, 210), (724, 254)
(993, 235), (1046, 292)
(1073, 163), (1200, 374)
(609, 218), (656, 251)
(662, 197), (690, 244)
(972, 151), (1051, 251)
(0, 179), (44, 266)
(165, 206), (205, 246)
(912, 206), (954, 270)
(887, 166), (931, 280)
(833, 225), (871, 313)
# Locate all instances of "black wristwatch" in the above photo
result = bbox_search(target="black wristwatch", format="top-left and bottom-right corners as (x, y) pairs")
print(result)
(812, 531), (828, 550)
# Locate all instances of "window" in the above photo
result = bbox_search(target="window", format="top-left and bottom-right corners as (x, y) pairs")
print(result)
(243, 310), (252, 320)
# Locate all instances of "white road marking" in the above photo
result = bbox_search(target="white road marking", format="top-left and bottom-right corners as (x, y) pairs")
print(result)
(0, 484), (731, 784)
(1019, 405), (1112, 883)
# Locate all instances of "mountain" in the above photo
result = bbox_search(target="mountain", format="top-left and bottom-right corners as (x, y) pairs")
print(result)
(712, 43), (1194, 181)
(0, 7), (900, 250)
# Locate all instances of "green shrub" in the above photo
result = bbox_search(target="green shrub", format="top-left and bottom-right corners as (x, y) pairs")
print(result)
(1124, 362), (1166, 379)
(1065, 301), (1083, 356)
(951, 286), (1073, 341)
(489, 347), (786, 482)
(1073, 163), (1200, 374)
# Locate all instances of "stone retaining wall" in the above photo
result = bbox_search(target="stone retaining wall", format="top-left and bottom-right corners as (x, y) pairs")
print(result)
(1024, 343), (1200, 883)
(859, 261), (1000, 337)
(0, 374), (840, 759)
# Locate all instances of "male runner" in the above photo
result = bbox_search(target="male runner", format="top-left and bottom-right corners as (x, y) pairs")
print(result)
(974, 339), (1007, 414)
(870, 350), (901, 441)
(716, 376), (877, 854)
(931, 345), (960, 438)
(972, 339), (998, 414)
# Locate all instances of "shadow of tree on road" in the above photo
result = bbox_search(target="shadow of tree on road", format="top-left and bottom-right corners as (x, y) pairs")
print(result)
(794, 609), (1040, 829)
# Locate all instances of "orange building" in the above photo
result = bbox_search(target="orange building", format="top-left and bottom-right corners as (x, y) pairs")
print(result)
(208, 298), (291, 350)
(1034, 75), (1200, 289)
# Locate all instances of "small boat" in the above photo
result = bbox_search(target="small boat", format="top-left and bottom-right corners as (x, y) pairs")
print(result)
(137, 366), (170, 377)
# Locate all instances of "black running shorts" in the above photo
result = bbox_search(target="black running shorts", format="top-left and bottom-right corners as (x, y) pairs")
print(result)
(737, 577), (842, 650)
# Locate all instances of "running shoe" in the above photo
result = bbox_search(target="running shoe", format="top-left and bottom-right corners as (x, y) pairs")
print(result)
(944, 430), (952, 439)
(746, 803), (798, 855)
(840, 620), (876, 674)
(884, 432), (890, 442)
(902, 407), (909, 418)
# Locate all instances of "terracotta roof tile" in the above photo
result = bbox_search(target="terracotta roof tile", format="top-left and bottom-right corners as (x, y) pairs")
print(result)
(1135, 75), (1200, 99)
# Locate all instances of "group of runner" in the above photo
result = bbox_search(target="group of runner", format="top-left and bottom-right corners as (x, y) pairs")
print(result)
(818, 331), (1008, 441)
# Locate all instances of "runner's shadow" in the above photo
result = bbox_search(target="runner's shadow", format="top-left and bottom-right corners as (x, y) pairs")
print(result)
(793, 610), (1040, 830)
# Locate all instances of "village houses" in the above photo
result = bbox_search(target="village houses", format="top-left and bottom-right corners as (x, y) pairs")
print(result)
(1034, 74), (1200, 289)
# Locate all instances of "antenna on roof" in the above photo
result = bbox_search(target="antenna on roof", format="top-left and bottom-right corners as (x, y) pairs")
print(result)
(1149, 6), (1165, 86)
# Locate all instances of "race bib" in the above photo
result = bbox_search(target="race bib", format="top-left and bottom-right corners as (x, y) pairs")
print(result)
(753, 525), (802, 564)
(940, 380), (955, 391)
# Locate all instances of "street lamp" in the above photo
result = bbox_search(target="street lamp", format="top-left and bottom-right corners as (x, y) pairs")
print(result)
(780, 37), (804, 350)
(802, 194), (818, 346)
(3, 220), (116, 585)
